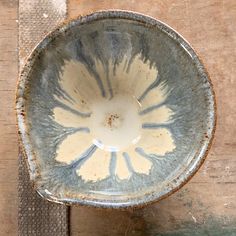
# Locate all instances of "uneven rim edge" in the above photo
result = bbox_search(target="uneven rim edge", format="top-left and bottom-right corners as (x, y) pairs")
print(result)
(15, 10), (217, 209)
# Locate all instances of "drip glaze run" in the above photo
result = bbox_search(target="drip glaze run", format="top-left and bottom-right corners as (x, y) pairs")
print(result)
(53, 54), (175, 182)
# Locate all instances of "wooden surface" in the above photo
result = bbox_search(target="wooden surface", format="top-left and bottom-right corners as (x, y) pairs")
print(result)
(68, 1), (236, 235)
(0, 0), (235, 235)
(0, 1), (18, 235)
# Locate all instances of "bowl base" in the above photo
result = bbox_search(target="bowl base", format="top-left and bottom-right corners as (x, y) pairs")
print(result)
(90, 94), (141, 152)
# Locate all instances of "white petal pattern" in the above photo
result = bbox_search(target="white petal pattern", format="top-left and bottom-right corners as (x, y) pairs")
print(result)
(115, 154), (131, 180)
(125, 148), (152, 175)
(140, 82), (169, 110)
(76, 148), (111, 182)
(55, 132), (92, 164)
(51, 54), (175, 183)
(54, 94), (89, 114)
(140, 128), (176, 156)
(115, 149), (152, 180)
(57, 60), (101, 107)
(109, 54), (158, 98)
(141, 105), (174, 124)
(53, 107), (89, 127)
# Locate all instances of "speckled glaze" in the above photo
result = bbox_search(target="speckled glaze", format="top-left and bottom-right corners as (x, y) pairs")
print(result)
(16, 10), (216, 208)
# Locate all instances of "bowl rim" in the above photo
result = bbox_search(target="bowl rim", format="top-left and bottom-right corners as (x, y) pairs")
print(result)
(15, 9), (216, 209)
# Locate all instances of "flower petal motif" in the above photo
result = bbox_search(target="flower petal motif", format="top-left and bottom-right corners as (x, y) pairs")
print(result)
(55, 60), (102, 111)
(55, 132), (92, 164)
(139, 82), (169, 110)
(115, 148), (152, 180)
(76, 148), (111, 182)
(124, 149), (152, 175)
(53, 107), (88, 128)
(139, 81), (175, 156)
(139, 128), (175, 156)
(115, 154), (131, 180)
(108, 54), (158, 98)
(52, 54), (176, 182)
(93, 59), (111, 98)
(141, 105), (173, 124)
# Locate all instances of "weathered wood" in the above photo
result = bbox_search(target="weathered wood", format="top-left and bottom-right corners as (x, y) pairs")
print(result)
(0, 0), (236, 235)
(68, 1), (236, 235)
(0, 1), (18, 235)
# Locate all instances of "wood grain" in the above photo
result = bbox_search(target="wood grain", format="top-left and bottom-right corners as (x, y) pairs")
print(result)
(68, 1), (236, 235)
(0, 1), (18, 235)
(0, 0), (235, 235)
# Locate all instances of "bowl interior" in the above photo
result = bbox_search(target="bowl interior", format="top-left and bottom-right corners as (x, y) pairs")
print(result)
(17, 12), (215, 207)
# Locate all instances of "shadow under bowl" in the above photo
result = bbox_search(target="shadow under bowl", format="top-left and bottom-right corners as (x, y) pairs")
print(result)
(16, 10), (216, 208)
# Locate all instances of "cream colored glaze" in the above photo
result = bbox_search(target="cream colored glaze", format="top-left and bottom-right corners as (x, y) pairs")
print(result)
(53, 55), (175, 182)
(56, 54), (158, 110)
(115, 155), (131, 180)
(93, 58), (110, 95)
(56, 60), (100, 109)
(76, 148), (111, 182)
(109, 54), (158, 98)
(54, 94), (87, 113)
(90, 94), (141, 151)
(141, 105), (174, 124)
(140, 81), (169, 109)
(129, 153), (152, 175)
(55, 132), (92, 164)
(114, 127), (175, 180)
(140, 128), (176, 156)
(53, 107), (88, 127)
(123, 147), (152, 175)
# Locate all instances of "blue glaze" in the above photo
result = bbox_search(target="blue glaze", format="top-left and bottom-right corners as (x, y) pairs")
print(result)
(109, 152), (117, 176)
(70, 144), (97, 169)
(16, 11), (216, 208)
(138, 75), (161, 102)
(142, 123), (171, 129)
(55, 100), (91, 117)
(123, 152), (135, 173)
(139, 103), (165, 115)
(135, 147), (162, 161)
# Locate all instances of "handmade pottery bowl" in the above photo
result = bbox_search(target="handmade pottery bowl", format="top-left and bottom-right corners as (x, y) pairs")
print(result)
(16, 11), (216, 208)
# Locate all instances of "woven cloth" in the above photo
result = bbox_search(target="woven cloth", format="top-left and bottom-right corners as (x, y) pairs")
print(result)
(18, 1), (70, 235)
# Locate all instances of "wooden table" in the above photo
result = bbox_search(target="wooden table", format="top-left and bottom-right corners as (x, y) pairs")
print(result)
(1, 0), (236, 235)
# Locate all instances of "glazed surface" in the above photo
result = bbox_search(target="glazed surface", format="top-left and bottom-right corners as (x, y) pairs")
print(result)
(16, 12), (215, 207)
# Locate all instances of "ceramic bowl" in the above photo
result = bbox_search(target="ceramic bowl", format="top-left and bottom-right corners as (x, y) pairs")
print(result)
(16, 11), (216, 208)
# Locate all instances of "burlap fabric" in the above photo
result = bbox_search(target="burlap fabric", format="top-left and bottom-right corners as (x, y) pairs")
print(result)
(18, 1), (70, 235)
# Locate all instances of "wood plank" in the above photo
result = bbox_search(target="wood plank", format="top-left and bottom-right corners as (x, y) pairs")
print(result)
(0, 1), (18, 235)
(0, 0), (235, 235)
(68, 1), (236, 235)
